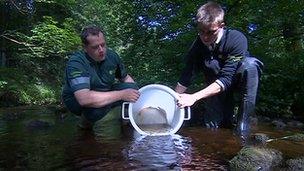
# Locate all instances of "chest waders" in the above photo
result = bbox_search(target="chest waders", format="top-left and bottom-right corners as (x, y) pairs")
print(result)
(202, 29), (263, 144)
(234, 57), (263, 144)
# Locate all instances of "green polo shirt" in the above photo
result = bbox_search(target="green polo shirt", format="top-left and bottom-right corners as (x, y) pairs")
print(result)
(62, 49), (128, 101)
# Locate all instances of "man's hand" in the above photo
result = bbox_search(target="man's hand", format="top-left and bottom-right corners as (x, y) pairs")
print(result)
(176, 82), (222, 108)
(177, 93), (196, 108)
(121, 88), (140, 102)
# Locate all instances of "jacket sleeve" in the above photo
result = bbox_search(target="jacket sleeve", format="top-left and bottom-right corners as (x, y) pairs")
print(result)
(216, 30), (248, 91)
(66, 54), (91, 92)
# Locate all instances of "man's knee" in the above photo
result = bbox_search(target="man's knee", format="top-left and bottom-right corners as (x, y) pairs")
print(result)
(237, 57), (263, 77)
(62, 97), (82, 116)
(83, 106), (111, 123)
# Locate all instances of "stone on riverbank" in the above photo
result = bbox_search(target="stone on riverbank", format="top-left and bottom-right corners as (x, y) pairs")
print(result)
(2, 112), (25, 121)
(286, 157), (304, 171)
(26, 119), (51, 130)
(251, 133), (269, 145)
(229, 146), (282, 171)
(287, 133), (304, 142)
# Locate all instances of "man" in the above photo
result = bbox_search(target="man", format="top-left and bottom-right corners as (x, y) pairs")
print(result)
(175, 2), (263, 139)
(62, 25), (140, 129)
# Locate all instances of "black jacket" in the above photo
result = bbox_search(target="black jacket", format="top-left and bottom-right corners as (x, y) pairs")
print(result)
(178, 29), (249, 91)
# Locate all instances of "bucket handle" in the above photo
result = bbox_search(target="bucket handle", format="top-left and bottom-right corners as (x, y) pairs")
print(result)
(184, 106), (191, 120)
(122, 102), (130, 119)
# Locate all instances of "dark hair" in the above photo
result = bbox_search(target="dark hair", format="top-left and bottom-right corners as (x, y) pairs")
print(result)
(80, 25), (104, 45)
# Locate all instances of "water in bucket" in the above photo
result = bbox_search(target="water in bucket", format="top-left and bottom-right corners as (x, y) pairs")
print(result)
(122, 84), (191, 136)
(135, 107), (173, 134)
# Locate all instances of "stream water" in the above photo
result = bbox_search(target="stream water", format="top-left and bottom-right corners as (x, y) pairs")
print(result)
(0, 106), (303, 170)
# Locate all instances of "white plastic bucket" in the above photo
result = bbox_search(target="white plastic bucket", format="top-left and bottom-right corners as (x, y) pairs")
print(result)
(122, 84), (190, 136)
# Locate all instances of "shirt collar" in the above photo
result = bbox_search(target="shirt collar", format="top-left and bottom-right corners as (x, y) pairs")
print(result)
(207, 28), (224, 50)
(215, 28), (224, 44)
(84, 51), (105, 65)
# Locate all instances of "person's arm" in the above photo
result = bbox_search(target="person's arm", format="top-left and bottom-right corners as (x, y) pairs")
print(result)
(74, 88), (139, 108)
(67, 52), (140, 108)
(216, 30), (248, 91)
(120, 74), (135, 83)
(75, 73), (140, 108)
(177, 82), (221, 108)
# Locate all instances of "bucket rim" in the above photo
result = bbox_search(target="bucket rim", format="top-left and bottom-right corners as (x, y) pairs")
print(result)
(129, 84), (185, 136)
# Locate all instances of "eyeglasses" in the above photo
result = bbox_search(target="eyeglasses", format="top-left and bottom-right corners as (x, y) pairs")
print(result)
(198, 27), (220, 37)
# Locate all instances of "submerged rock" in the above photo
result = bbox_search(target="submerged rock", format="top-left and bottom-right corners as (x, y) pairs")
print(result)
(286, 156), (304, 171)
(2, 112), (25, 121)
(251, 133), (269, 145)
(272, 119), (286, 129)
(250, 116), (259, 127)
(26, 119), (51, 130)
(257, 115), (271, 123)
(286, 133), (304, 142)
(47, 104), (69, 114)
(286, 120), (304, 129)
(250, 133), (304, 145)
(229, 146), (283, 171)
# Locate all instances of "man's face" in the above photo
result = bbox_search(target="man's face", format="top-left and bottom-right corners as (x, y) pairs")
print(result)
(197, 22), (223, 45)
(84, 32), (107, 62)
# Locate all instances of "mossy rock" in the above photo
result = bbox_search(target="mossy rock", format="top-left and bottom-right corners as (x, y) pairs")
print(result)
(287, 133), (304, 142)
(251, 133), (269, 145)
(26, 119), (52, 130)
(229, 146), (283, 171)
(286, 156), (304, 171)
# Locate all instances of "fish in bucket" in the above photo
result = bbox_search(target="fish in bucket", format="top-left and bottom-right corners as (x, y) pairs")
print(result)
(122, 84), (191, 136)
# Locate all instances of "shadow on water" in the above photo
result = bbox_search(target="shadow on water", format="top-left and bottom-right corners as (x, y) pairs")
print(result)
(0, 106), (303, 170)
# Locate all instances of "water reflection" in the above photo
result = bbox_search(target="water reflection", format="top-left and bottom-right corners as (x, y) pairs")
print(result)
(123, 134), (190, 170)
(66, 112), (129, 170)
(123, 133), (228, 170)
(0, 107), (303, 170)
(66, 124), (229, 170)
(67, 130), (124, 170)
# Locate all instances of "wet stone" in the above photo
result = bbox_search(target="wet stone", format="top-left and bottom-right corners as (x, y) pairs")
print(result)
(257, 115), (271, 122)
(229, 146), (283, 171)
(47, 104), (69, 114)
(251, 133), (269, 145)
(286, 156), (304, 171)
(287, 133), (304, 142)
(272, 119), (287, 129)
(26, 119), (51, 130)
(2, 112), (25, 121)
(250, 116), (259, 126)
(286, 120), (304, 129)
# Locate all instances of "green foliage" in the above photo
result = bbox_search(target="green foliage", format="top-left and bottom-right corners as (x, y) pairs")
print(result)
(213, 0), (304, 117)
(0, 81), (7, 89)
(0, 68), (59, 106)
(258, 50), (304, 117)
(29, 17), (80, 56)
(10, 16), (80, 59)
(0, 0), (80, 107)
